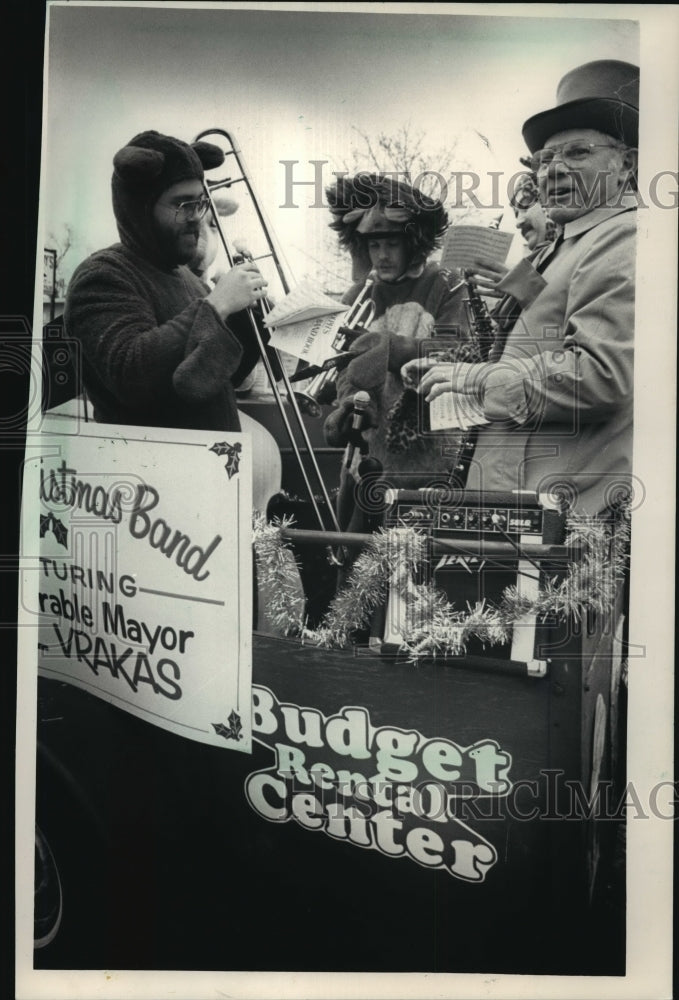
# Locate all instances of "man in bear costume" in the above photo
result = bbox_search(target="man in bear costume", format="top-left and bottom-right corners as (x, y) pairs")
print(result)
(65, 130), (268, 431)
(323, 173), (476, 532)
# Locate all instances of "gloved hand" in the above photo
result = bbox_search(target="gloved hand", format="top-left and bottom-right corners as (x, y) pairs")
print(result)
(323, 329), (421, 447)
(324, 393), (379, 448)
(341, 331), (390, 388)
(341, 330), (422, 387)
(385, 333), (420, 375)
(323, 330), (386, 447)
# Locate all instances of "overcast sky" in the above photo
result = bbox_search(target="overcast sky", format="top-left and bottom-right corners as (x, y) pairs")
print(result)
(41, 2), (642, 289)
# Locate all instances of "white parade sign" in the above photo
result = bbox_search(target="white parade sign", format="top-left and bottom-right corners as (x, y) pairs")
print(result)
(32, 418), (252, 751)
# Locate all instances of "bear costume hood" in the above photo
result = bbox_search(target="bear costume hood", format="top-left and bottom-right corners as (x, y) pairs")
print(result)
(111, 130), (225, 269)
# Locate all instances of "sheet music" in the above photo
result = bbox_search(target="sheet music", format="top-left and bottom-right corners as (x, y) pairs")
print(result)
(266, 311), (347, 365)
(441, 225), (514, 273)
(263, 280), (346, 327)
(429, 390), (490, 431)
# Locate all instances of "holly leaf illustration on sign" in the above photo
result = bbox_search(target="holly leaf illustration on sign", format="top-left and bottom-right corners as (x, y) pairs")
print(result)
(227, 709), (243, 740)
(40, 511), (68, 547)
(212, 710), (243, 741)
(224, 443), (242, 479)
(51, 516), (69, 548)
(209, 440), (242, 479)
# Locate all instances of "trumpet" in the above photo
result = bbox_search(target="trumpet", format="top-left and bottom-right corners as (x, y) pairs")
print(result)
(291, 272), (377, 418)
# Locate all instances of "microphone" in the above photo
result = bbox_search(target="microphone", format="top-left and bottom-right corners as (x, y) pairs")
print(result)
(344, 390), (371, 470)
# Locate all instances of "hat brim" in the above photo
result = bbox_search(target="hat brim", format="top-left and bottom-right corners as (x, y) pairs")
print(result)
(522, 98), (638, 153)
(357, 228), (407, 240)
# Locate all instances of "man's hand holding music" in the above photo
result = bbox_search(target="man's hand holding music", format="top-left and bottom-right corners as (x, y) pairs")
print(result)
(400, 356), (434, 389)
(402, 359), (485, 402)
(401, 357), (459, 394)
(468, 257), (509, 299)
(207, 262), (268, 319)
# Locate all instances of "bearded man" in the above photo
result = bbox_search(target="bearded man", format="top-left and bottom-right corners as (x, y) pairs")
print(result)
(65, 131), (268, 431)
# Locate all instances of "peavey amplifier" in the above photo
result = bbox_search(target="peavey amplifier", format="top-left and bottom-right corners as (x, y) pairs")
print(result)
(379, 489), (569, 674)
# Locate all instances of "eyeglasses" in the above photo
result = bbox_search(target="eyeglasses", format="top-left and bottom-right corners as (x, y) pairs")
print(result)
(173, 197), (211, 223)
(529, 142), (623, 173)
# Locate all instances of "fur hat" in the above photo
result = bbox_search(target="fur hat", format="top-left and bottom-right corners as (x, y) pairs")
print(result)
(509, 171), (558, 245)
(327, 173), (448, 269)
(522, 60), (639, 153)
(510, 171), (541, 210)
(110, 131), (226, 268)
(112, 130), (225, 204)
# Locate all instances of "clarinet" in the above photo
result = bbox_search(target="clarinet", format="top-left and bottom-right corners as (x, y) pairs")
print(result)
(462, 266), (496, 362)
(450, 269), (498, 489)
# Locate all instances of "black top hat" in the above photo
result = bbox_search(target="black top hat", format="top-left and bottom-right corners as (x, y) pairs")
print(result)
(522, 60), (639, 153)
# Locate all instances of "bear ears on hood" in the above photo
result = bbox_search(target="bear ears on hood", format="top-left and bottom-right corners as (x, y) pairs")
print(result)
(112, 131), (225, 200)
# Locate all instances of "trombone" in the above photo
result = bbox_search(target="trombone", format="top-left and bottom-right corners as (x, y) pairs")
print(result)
(194, 128), (345, 547)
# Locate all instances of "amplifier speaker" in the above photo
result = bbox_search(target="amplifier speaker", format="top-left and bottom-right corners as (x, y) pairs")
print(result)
(380, 489), (568, 671)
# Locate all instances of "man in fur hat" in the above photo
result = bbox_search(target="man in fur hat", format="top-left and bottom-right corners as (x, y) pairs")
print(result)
(408, 60), (639, 516)
(473, 168), (560, 298)
(65, 130), (268, 431)
(323, 173), (475, 530)
(511, 168), (560, 254)
(467, 168), (561, 347)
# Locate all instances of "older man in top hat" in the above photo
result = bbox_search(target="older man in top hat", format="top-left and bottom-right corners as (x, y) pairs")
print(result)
(65, 130), (268, 431)
(407, 60), (639, 515)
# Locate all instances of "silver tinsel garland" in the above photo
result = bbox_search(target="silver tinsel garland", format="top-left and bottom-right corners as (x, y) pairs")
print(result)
(252, 508), (630, 662)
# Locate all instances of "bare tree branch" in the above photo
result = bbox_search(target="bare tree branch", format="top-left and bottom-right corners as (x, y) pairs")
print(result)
(47, 223), (75, 269)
